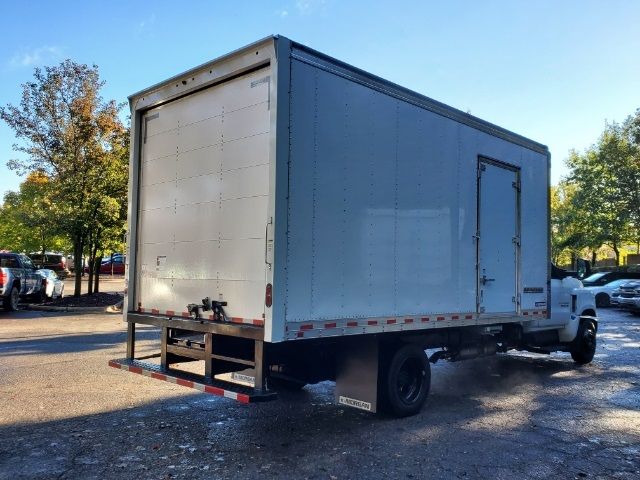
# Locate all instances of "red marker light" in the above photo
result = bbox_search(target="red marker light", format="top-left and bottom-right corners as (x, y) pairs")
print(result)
(265, 283), (272, 308)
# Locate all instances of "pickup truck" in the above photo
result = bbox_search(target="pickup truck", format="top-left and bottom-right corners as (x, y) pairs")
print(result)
(0, 252), (45, 310)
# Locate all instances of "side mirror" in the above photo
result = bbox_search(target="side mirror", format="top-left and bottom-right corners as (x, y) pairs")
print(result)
(576, 259), (591, 279)
(576, 259), (586, 278)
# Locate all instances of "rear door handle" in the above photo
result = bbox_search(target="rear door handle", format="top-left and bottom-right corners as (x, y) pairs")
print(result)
(264, 218), (273, 269)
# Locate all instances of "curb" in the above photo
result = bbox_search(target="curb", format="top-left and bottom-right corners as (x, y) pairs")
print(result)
(25, 300), (123, 314)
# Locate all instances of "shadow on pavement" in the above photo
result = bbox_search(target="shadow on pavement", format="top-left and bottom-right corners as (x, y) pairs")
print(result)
(0, 351), (638, 479)
(0, 325), (159, 356)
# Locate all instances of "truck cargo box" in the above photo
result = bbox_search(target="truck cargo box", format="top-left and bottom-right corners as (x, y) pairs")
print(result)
(125, 35), (550, 345)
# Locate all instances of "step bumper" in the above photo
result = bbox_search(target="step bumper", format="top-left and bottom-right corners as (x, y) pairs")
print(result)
(108, 358), (277, 404)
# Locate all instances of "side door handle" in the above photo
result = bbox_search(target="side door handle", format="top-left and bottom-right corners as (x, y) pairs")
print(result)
(481, 275), (495, 285)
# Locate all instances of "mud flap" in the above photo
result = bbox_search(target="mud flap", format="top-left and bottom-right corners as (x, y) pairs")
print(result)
(335, 336), (379, 413)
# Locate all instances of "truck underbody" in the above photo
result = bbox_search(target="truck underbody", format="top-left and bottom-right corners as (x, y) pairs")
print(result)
(111, 305), (598, 416)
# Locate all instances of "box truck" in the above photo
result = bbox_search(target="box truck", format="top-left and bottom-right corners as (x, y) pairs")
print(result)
(110, 36), (597, 416)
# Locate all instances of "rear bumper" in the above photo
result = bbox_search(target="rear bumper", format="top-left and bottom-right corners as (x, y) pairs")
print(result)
(109, 358), (276, 403)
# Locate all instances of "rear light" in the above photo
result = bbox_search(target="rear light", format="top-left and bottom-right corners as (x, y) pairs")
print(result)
(60, 261), (65, 268)
(0, 271), (6, 287)
(265, 283), (272, 307)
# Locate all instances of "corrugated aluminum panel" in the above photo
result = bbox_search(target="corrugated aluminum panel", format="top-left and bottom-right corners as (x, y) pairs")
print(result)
(135, 67), (271, 322)
(284, 55), (548, 325)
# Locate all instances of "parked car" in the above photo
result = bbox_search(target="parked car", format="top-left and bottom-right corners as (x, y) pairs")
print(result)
(28, 252), (71, 279)
(36, 269), (65, 300)
(99, 255), (125, 275)
(584, 278), (635, 307)
(1, 252), (46, 310)
(83, 254), (126, 275)
(616, 281), (640, 312)
(610, 280), (638, 307)
(582, 270), (640, 287)
(610, 287), (623, 307)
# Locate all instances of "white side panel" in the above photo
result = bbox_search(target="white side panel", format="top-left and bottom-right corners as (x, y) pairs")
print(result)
(285, 59), (548, 324)
(136, 67), (271, 322)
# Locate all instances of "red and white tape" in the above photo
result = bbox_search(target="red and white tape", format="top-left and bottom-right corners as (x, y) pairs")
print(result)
(138, 307), (264, 327)
(108, 360), (250, 404)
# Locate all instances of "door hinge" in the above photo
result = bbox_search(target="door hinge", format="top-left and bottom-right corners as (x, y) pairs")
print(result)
(512, 236), (521, 246)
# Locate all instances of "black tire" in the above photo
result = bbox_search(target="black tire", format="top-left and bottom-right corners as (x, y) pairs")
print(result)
(3, 286), (20, 311)
(595, 292), (610, 308)
(35, 288), (47, 304)
(571, 321), (597, 365)
(380, 344), (430, 417)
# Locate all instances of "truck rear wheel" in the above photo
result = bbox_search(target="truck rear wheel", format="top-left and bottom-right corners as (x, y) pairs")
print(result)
(3, 286), (20, 311)
(570, 321), (596, 365)
(380, 344), (430, 417)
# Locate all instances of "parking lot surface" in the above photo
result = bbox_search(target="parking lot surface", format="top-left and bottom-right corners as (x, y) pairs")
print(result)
(0, 308), (638, 479)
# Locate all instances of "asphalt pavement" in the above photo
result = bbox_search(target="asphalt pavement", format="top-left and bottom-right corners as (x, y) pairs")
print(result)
(0, 307), (638, 479)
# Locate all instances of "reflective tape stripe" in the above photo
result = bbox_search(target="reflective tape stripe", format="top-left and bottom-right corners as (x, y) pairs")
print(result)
(137, 307), (264, 327)
(287, 310), (545, 339)
(108, 360), (253, 404)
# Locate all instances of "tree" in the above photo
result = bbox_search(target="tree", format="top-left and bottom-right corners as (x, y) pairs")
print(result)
(84, 126), (129, 294)
(0, 172), (70, 255)
(551, 183), (580, 265)
(620, 109), (640, 250)
(0, 60), (128, 295)
(562, 115), (640, 265)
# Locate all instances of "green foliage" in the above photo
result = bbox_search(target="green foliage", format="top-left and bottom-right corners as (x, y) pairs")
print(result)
(554, 109), (640, 265)
(551, 182), (580, 264)
(0, 172), (71, 254)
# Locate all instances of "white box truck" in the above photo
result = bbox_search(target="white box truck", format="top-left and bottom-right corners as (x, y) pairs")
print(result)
(110, 36), (597, 416)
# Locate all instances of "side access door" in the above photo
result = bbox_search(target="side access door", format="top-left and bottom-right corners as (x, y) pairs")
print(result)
(476, 157), (520, 315)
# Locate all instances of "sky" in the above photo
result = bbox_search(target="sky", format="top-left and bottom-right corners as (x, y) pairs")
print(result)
(1, 0), (639, 198)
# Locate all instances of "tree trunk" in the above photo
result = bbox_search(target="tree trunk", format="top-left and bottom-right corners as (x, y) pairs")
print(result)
(591, 249), (597, 265)
(87, 231), (93, 295)
(73, 236), (83, 297)
(612, 242), (620, 266)
(87, 257), (94, 295)
(94, 255), (101, 293)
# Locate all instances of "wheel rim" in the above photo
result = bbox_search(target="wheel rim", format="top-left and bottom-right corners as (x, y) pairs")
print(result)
(396, 358), (425, 405)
